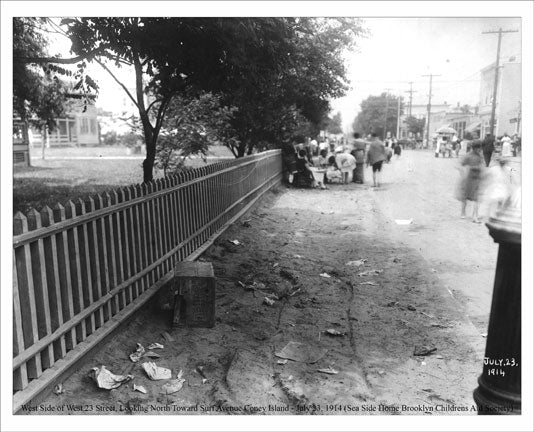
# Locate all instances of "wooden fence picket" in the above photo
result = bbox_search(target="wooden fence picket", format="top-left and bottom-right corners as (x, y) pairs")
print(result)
(13, 212), (43, 379)
(26, 208), (55, 370)
(12, 150), (282, 411)
(40, 205), (66, 360)
(52, 203), (77, 351)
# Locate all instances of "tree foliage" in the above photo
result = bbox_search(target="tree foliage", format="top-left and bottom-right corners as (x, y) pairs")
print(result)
(352, 93), (403, 138)
(13, 18), (67, 130)
(404, 116), (426, 136)
(326, 111), (344, 135)
(155, 92), (237, 176)
(17, 17), (365, 182)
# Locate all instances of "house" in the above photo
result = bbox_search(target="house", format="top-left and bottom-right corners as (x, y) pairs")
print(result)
(477, 59), (521, 137)
(29, 103), (100, 148)
(13, 118), (30, 166)
(398, 103), (450, 139)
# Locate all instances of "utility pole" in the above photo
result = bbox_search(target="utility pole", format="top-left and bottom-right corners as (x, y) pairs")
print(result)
(405, 82), (416, 117)
(482, 28), (518, 138)
(516, 100), (521, 135)
(422, 74), (441, 149)
(396, 94), (402, 139)
(383, 88), (392, 140)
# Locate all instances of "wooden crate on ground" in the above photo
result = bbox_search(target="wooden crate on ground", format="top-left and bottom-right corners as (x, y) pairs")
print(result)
(173, 261), (215, 328)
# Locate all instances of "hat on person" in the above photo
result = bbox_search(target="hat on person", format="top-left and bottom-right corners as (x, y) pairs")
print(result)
(334, 146), (344, 153)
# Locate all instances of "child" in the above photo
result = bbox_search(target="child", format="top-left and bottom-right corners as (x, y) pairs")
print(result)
(485, 157), (511, 216)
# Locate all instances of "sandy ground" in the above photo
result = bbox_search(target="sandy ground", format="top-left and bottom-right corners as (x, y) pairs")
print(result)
(26, 149), (519, 417)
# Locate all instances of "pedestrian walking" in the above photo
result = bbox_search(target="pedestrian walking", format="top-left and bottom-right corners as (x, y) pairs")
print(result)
(393, 140), (402, 158)
(366, 133), (387, 187)
(456, 141), (484, 223)
(482, 134), (495, 167)
(350, 132), (367, 184)
(484, 157), (511, 216)
(500, 133), (512, 158)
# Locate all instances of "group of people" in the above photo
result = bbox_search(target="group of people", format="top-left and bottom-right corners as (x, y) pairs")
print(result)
(282, 132), (395, 189)
(455, 136), (515, 223)
(482, 132), (521, 167)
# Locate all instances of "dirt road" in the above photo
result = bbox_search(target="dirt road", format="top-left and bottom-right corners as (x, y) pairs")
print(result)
(30, 149), (507, 417)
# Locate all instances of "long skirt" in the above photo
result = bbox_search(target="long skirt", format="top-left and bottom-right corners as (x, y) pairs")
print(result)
(353, 163), (364, 183)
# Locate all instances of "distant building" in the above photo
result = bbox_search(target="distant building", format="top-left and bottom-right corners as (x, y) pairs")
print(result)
(477, 59), (521, 137)
(429, 103), (478, 140)
(13, 118), (30, 166)
(29, 104), (100, 148)
(399, 103), (450, 139)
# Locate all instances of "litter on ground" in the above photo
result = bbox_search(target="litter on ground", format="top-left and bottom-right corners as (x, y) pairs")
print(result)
(319, 273), (331, 278)
(147, 343), (164, 350)
(133, 384), (147, 394)
(161, 332), (175, 342)
(275, 341), (328, 364)
(161, 370), (185, 395)
(395, 219), (413, 225)
(324, 329), (345, 337)
(357, 269), (383, 277)
(143, 351), (161, 359)
(142, 362), (172, 380)
(263, 297), (275, 306)
(129, 343), (145, 363)
(346, 259), (367, 267)
(317, 366), (339, 375)
(229, 239), (241, 245)
(53, 384), (64, 395)
(277, 359), (288, 365)
(413, 346), (437, 356)
(90, 366), (134, 390)
(359, 281), (379, 286)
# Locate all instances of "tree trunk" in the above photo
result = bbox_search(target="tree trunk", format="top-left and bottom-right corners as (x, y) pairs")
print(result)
(237, 140), (248, 158)
(41, 124), (46, 160)
(142, 127), (156, 183)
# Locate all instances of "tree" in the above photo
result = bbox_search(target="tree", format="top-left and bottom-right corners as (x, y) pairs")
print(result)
(17, 18), (365, 181)
(211, 18), (364, 156)
(460, 104), (472, 114)
(404, 116), (426, 137)
(352, 93), (403, 138)
(13, 18), (68, 156)
(326, 111), (343, 135)
(155, 92), (237, 176)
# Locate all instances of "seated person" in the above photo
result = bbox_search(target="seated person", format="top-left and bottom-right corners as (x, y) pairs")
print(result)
(317, 149), (331, 168)
(292, 149), (316, 188)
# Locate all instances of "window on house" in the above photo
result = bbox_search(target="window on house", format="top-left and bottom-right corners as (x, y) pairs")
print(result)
(58, 119), (68, 136)
(80, 118), (89, 134)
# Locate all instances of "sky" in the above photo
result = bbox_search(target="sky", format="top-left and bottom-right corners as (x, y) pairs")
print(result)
(331, 17), (522, 132)
(44, 17), (522, 134)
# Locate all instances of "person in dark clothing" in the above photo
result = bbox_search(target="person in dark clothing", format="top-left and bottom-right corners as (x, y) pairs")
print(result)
(482, 134), (495, 167)
(293, 149), (315, 188)
(281, 141), (297, 187)
(350, 132), (367, 184)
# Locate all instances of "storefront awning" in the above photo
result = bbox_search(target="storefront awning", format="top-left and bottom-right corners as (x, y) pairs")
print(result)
(465, 121), (481, 132)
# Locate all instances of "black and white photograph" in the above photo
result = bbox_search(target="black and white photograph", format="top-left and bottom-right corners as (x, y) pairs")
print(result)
(2, 2), (533, 431)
